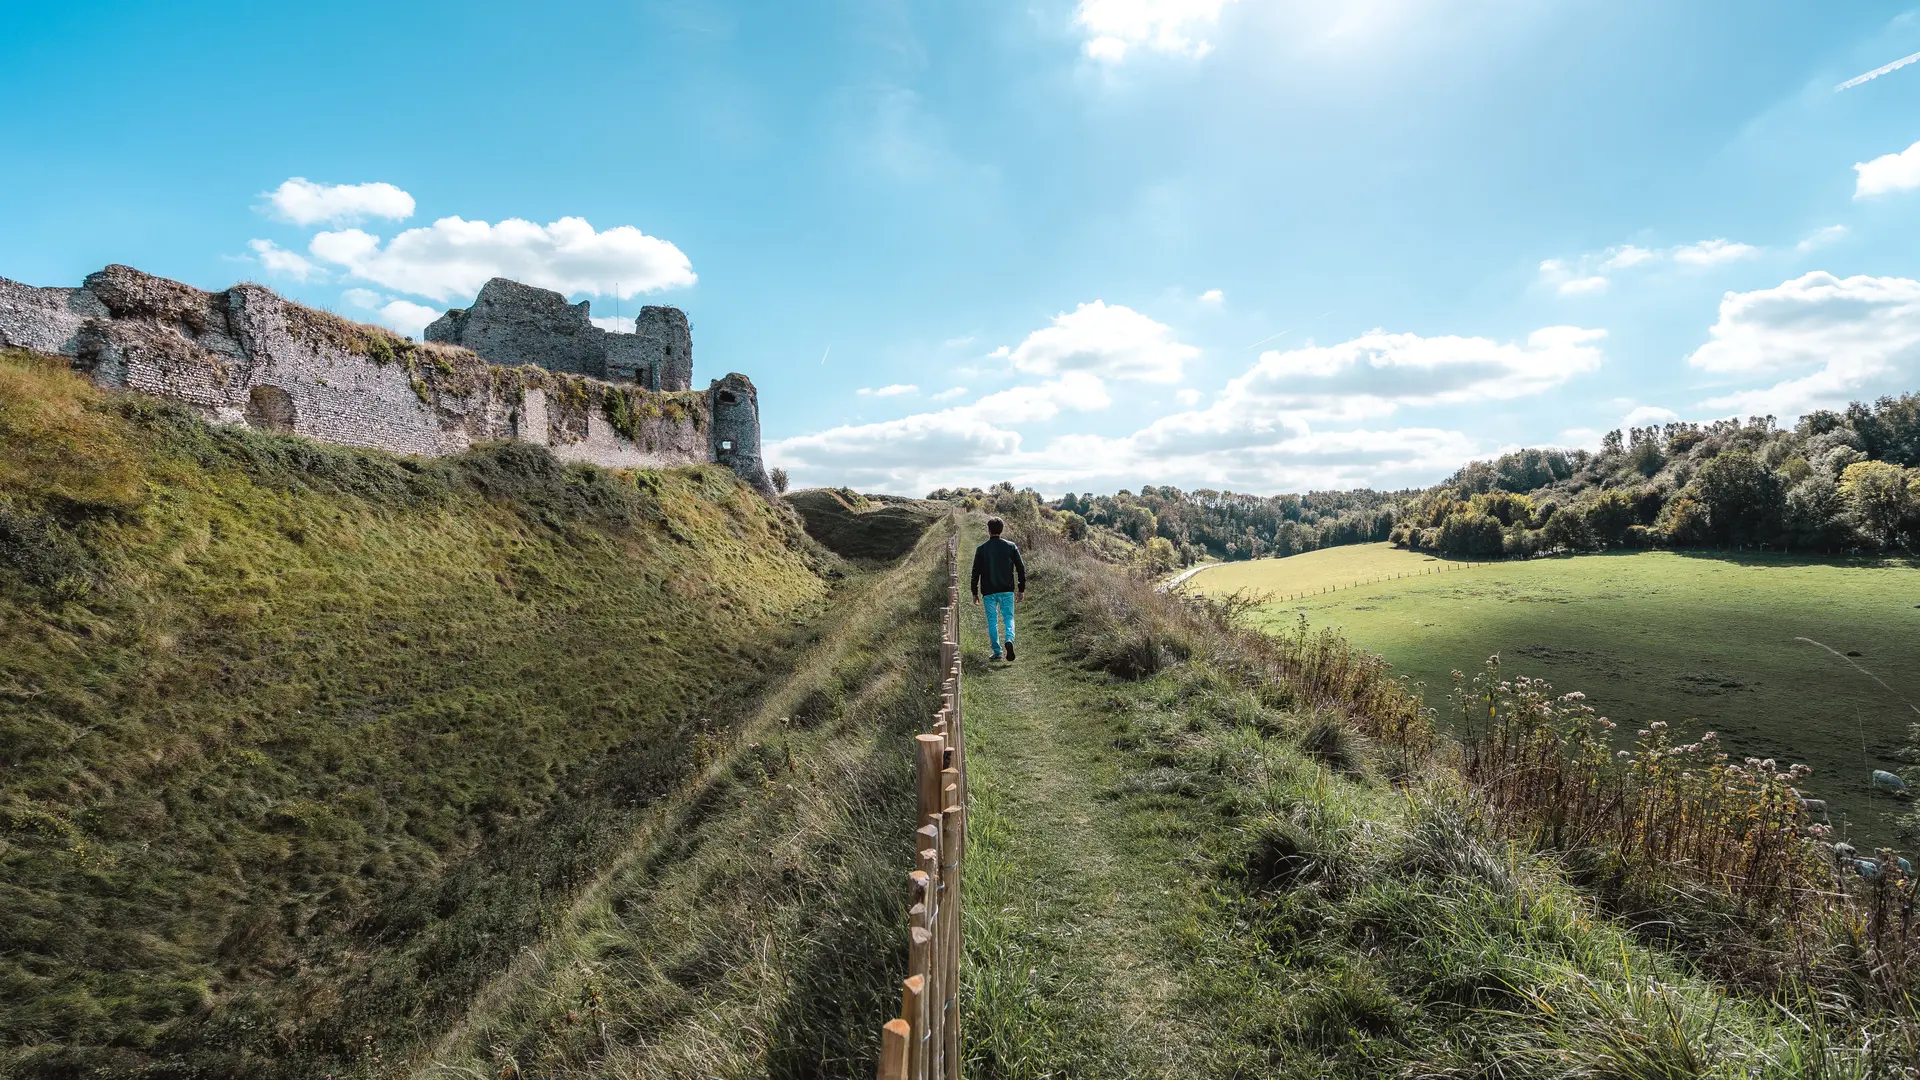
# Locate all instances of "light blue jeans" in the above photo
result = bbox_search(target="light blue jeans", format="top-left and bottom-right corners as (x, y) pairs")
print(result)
(982, 591), (1016, 655)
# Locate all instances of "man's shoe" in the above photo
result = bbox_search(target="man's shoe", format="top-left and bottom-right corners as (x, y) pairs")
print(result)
(1005, 641), (1016, 662)
(990, 651), (1003, 661)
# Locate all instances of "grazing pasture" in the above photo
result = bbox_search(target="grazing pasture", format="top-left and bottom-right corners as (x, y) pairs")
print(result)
(1187, 543), (1920, 848)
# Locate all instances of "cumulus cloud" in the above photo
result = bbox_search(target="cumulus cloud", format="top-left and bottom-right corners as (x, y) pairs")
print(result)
(768, 372), (1110, 491)
(340, 287), (383, 310)
(859, 384), (919, 397)
(1198, 288), (1224, 306)
(1855, 139), (1920, 198)
(309, 216), (696, 303)
(375, 300), (441, 339)
(248, 238), (321, 282)
(1622, 405), (1681, 427)
(590, 315), (635, 333)
(1076, 0), (1237, 62)
(996, 300), (1198, 383)
(263, 178), (415, 227)
(771, 324), (1597, 495)
(1189, 325), (1606, 424)
(1557, 275), (1609, 296)
(1688, 271), (1920, 418)
(930, 386), (969, 401)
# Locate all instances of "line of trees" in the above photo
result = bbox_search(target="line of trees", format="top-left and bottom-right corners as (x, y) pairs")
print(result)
(1398, 392), (1920, 558)
(927, 390), (1920, 566)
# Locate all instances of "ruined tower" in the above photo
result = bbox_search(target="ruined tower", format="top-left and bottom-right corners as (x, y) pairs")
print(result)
(424, 278), (693, 391)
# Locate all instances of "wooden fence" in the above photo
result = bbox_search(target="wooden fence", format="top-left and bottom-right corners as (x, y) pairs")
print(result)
(875, 534), (968, 1080)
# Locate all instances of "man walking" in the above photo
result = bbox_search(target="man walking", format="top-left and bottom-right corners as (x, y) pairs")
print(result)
(970, 517), (1027, 661)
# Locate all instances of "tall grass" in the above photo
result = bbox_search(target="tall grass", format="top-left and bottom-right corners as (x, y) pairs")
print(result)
(1028, 520), (1920, 1069)
(1455, 658), (1920, 1006)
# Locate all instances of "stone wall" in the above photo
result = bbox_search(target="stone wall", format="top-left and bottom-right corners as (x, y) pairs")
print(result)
(424, 278), (693, 391)
(0, 265), (727, 473)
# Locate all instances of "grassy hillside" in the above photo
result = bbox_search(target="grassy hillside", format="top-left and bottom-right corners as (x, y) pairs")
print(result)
(405, 517), (952, 1079)
(0, 349), (834, 1077)
(1188, 542), (1920, 847)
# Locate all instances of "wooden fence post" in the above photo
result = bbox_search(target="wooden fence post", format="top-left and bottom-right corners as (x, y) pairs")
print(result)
(880, 1017), (912, 1080)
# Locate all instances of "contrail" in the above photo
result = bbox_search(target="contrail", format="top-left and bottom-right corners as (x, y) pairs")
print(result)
(819, 344), (831, 365)
(1836, 49), (1920, 91)
(1245, 310), (1336, 351)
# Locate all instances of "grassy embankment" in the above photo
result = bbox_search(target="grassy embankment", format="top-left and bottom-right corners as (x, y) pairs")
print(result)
(0, 348), (874, 1078)
(409, 515), (955, 1079)
(1189, 542), (1920, 848)
(960, 522), (1914, 1077)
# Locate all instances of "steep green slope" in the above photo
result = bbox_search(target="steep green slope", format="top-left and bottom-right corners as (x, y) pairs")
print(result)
(0, 350), (831, 1078)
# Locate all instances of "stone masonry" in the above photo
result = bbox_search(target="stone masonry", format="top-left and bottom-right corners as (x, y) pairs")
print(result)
(0, 266), (773, 495)
(424, 278), (693, 392)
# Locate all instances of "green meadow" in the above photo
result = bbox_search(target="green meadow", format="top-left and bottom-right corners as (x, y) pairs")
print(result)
(1189, 543), (1920, 848)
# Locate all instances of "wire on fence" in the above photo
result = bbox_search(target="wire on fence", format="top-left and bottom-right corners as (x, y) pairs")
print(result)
(877, 529), (967, 1080)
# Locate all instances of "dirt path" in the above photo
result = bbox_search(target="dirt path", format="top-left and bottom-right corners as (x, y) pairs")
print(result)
(957, 577), (1210, 1079)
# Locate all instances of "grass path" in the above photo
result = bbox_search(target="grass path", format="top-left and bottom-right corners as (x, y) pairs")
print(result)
(958, 577), (1212, 1078)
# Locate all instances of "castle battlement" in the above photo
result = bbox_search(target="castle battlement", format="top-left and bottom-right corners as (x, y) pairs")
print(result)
(0, 265), (772, 496)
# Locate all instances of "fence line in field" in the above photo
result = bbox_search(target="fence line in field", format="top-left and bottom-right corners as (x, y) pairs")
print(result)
(876, 533), (967, 1080)
(1276, 559), (1485, 603)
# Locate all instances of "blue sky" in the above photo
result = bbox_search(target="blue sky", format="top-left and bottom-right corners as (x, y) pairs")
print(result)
(4, 1), (1920, 496)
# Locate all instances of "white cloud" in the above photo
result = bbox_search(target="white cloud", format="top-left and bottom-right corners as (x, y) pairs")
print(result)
(1855, 139), (1920, 198)
(1075, 0), (1237, 62)
(248, 239), (321, 282)
(1601, 245), (1659, 270)
(1001, 300), (1198, 383)
(1672, 238), (1761, 266)
(590, 315), (635, 333)
(1197, 288), (1224, 306)
(263, 178), (415, 227)
(930, 386), (968, 401)
(375, 300), (441, 339)
(1796, 225), (1848, 253)
(772, 323), (1600, 496)
(340, 287), (383, 310)
(309, 216), (695, 303)
(1196, 325), (1606, 423)
(1541, 237), (1762, 295)
(1622, 405), (1681, 427)
(858, 384), (919, 398)
(1688, 271), (1920, 418)
(942, 335), (976, 348)
(768, 372), (1109, 492)
(1557, 275), (1609, 296)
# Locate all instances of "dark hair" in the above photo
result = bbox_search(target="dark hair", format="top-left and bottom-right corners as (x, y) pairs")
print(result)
(987, 516), (1004, 535)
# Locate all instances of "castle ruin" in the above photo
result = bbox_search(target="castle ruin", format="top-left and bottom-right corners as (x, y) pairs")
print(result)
(0, 266), (773, 497)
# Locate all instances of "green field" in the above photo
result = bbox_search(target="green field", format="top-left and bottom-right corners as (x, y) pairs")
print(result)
(1189, 543), (1920, 847)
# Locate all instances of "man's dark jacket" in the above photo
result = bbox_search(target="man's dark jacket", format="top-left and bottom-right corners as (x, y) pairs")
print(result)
(970, 536), (1027, 598)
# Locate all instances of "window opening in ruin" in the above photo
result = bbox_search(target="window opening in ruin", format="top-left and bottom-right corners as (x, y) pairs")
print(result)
(244, 385), (297, 434)
(719, 439), (735, 452)
(718, 391), (739, 404)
